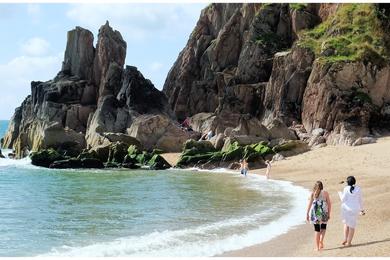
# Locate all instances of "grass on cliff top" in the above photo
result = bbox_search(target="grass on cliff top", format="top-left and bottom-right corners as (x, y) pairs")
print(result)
(298, 4), (390, 65)
(289, 3), (307, 11)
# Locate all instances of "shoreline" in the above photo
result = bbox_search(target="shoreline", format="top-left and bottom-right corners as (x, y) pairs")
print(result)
(220, 136), (390, 256)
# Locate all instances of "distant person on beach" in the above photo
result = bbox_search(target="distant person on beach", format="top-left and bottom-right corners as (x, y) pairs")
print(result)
(265, 160), (272, 179)
(239, 159), (248, 176)
(306, 181), (332, 251)
(338, 176), (365, 247)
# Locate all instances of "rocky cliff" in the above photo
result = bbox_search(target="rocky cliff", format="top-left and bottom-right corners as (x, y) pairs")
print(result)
(2, 22), (194, 158)
(163, 3), (390, 146)
(3, 3), (390, 163)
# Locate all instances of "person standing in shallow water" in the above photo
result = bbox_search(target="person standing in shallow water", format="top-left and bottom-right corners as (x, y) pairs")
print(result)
(265, 160), (272, 179)
(306, 181), (332, 251)
(338, 176), (365, 247)
(239, 159), (249, 176)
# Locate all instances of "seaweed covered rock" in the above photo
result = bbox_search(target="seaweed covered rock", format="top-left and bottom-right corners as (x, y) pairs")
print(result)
(107, 141), (128, 163)
(177, 140), (274, 168)
(30, 149), (65, 167)
(49, 158), (82, 169)
(0, 149), (4, 159)
(272, 140), (309, 156)
(81, 158), (104, 168)
(147, 154), (171, 170)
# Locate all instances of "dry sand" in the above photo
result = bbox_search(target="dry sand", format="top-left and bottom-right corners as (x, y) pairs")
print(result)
(164, 136), (390, 256)
(222, 136), (390, 257)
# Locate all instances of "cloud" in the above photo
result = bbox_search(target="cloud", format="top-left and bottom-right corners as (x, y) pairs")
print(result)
(20, 37), (51, 56)
(26, 4), (42, 24)
(66, 3), (204, 42)
(150, 62), (164, 72)
(0, 54), (62, 119)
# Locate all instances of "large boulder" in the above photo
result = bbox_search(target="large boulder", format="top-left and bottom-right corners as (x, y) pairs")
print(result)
(49, 158), (82, 169)
(30, 149), (65, 167)
(266, 119), (297, 140)
(107, 141), (129, 163)
(127, 114), (198, 152)
(147, 154), (172, 170)
(272, 140), (309, 157)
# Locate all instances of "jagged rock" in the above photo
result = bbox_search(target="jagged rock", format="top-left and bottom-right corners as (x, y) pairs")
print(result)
(352, 136), (376, 146)
(308, 135), (326, 147)
(311, 128), (325, 137)
(89, 144), (110, 163)
(30, 149), (65, 168)
(117, 66), (172, 115)
(107, 141), (128, 164)
(128, 114), (198, 152)
(262, 46), (315, 126)
(147, 154), (171, 170)
(93, 21), (127, 96)
(49, 158), (82, 169)
(61, 26), (95, 80)
(209, 133), (225, 150)
(272, 140), (309, 157)
(266, 119), (297, 140)
(102, 133), (141, 147)
(80, 158), (104, 168)
(0, 149), (5, 159)
(302, 60), (390, 145)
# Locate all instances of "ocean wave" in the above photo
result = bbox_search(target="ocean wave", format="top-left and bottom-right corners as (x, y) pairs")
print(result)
(40, 175), (309, 257)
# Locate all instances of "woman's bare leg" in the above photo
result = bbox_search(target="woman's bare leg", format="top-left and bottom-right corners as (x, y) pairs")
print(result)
(347, 227), (355, 246)
(315, 232), (321, 251)
(320, 229), (326, 248)
(342, 224), (349, 245)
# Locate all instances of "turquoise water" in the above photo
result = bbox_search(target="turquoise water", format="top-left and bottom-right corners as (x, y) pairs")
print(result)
(0, 120), (8, 140)
(0, 150), (308, 256)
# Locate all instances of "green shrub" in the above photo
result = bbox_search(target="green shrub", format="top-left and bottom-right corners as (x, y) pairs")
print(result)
(298, 4), (390, 65)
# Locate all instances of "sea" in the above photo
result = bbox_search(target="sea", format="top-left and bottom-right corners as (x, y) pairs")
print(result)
(0, 120), (308, 257)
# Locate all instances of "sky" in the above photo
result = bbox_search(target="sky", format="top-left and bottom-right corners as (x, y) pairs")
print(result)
(0, 3), (206, 119)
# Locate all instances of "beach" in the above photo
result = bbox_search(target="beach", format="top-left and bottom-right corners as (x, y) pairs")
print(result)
(218, 136), (390, 257)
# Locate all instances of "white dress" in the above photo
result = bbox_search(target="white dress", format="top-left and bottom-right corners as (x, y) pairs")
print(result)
(338, 185), (364, 228)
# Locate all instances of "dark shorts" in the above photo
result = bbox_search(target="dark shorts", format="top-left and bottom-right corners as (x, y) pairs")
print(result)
(314, 223), (327, 232)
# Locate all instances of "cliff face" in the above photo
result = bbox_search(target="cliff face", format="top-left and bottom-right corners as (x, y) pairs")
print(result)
(4, 4), (390, 160)
(2, 22), (191, 158)
(164, 3), (390, 145)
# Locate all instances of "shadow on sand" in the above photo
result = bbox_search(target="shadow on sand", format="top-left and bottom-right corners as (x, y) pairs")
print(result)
(324, 238), (390, 251)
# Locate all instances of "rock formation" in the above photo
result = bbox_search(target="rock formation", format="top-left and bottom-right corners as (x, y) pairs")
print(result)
(2, 21), (193, 159)
(4, 3), (390, 169)
(164, 3), (390, 147)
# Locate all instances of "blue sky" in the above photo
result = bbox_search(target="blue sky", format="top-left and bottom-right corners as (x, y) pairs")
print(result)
(0, 3), (206, 119)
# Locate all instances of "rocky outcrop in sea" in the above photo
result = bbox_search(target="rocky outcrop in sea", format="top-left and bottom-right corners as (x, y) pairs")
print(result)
(2, 21), (196, 164)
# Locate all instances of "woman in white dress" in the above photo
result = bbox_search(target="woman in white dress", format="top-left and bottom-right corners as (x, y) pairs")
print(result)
(338, 176), (365, 246)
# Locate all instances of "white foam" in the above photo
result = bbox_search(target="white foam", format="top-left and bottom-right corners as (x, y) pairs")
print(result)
(40, 170), (309, 257)
(0, 156), (33, 168)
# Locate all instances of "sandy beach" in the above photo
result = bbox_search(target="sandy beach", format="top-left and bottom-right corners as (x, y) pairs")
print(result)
(165, 136), (390, 257)
(222, 136), (390, 256)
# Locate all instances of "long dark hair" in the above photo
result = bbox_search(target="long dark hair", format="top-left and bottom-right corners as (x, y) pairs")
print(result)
(347, 176), (356, 193)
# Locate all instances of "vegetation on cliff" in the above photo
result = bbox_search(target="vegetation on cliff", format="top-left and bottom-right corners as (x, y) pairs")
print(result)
(298, 4), (390, 65)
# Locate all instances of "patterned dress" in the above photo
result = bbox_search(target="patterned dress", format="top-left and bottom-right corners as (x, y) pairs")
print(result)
(310, 191), (329, 224)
